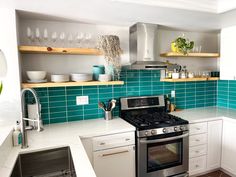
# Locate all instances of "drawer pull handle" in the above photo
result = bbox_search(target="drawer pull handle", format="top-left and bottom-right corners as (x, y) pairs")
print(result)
(195, 164), (199, 168)
(195, 150), (199, 153)
(101, 150), (129, 157)
(125, 138), (130, 141)
(196, 128), (201, 130)
(100, 142), (105, 145)
(195, 139), (200, 142)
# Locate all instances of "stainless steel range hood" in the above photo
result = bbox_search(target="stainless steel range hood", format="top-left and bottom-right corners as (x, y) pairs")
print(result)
(129, 22), (168, 70)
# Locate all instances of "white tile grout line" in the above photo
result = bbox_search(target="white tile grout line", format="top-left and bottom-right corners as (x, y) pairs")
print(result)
(65, 87), (68, 122)
(46, 87), (51, 124)
(97, 85), (100, 116)
(82, 86), (85, 120)
(227, 80), (230, 108)
(138, 70), (141, 96)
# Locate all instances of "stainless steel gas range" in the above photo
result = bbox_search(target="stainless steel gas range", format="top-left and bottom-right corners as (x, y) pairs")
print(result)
(120, 95), (189, 177)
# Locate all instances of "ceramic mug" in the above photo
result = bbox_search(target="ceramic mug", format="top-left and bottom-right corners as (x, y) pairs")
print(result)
(93, 65), (105, 81)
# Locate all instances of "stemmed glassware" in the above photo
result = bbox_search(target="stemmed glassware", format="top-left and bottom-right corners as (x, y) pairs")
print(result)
(26, 27), (95, 48)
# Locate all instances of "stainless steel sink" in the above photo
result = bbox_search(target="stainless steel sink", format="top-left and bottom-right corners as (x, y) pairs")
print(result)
(10, 147), (77, 177)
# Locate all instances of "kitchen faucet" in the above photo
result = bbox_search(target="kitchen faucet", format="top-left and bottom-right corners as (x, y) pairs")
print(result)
(20, 88), (43, 149)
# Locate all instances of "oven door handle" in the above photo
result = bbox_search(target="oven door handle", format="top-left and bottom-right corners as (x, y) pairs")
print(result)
(139, 133), (189, 144)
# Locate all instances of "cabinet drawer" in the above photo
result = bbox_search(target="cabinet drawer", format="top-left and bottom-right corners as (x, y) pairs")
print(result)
(189, 155), (207, 176)
(189, 145), (207, 158)
(190, 122), (207, 135)
(189, 134), (207, 147)
(93, 132), (135, 151)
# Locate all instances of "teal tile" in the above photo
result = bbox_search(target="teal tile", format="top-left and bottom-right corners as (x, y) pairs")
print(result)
(67, 110), (83, 117)
(50, 118), (67, 124)
(66, 89), (82, 96)
(140, 77), (151, 82)
(127, 82), (139, 87)
(42, 119), (50, 124)
(67, 100), (76, 106)
(68, 116), (83, 122)
(84, 104), (98, 110)
(49, 101), (66, 108)
(50, 107), (66, 113)
(84, 109), (98, 115)
(67, 105), (83, 111)
(49, 96), (65, 102)
(50, 112), (66, 119)
(84, 114), (100, 120)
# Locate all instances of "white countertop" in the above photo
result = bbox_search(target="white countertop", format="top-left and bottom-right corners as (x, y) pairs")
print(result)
(171, 106), (236, 123)
(0, 117), (135, 177)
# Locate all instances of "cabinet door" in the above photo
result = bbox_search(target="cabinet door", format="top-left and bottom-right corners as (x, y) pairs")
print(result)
(221, 119), (236, 174)
(220, 26), (236, 80)
(207, 120), (222, 171)
(93, 145), (135, 177)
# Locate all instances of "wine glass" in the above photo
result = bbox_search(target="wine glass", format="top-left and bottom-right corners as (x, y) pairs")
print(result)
(59, 32), (66, 47)
(68, 33), (73, 47)
(84, 33), (92, 48)
(76, 32), (84, 48)
(26, 27), (34, 45)
(43, 29), (48, 46)
(35, 27), (41, 45)
(51, 32), (57, 47)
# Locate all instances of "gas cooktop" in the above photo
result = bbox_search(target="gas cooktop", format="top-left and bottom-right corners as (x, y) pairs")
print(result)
(120, 95), (188, 131)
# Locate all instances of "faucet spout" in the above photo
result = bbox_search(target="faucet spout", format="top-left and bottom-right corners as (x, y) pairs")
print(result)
(20, 88), (43, 149)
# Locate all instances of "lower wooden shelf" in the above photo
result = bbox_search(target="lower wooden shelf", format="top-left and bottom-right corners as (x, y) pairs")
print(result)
(160, 77), (219, 82)
(22, 81), (124, 88)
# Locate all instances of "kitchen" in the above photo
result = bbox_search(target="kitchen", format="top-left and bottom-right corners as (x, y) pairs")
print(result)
(1, 0), (236, 177)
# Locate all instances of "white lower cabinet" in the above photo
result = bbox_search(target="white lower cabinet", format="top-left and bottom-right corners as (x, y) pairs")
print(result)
(82, 131), (135, 177)
(189, 120), (222, 176)
(93, 145), (135, 177)
(221, 119), (236, 175)
(207, 120), (222, 171)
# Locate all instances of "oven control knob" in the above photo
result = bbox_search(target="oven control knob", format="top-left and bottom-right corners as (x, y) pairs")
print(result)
(151, 130), (157, 135)
(145, 131), (149, 136)
(180, 126), (186, 131)
(174, 126), (180, 132)
(162, 128), (168, 133)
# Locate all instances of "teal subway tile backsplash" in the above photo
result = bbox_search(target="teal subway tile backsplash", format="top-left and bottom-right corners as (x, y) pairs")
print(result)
(25, 70), (217, 124)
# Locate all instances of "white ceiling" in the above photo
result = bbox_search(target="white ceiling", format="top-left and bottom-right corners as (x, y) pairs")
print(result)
(112, 0), (236, 13)
(1, 0), (236, 31)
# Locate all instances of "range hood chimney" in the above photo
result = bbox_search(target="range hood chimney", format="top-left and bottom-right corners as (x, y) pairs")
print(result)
(129, 22), (168, 70)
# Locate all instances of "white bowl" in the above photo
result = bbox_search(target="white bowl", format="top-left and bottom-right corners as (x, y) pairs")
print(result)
(98, 74), (112, 82)
(71, 73), (92, 82)
(26, 71), (47, 81)
(51, 74), (69, 83)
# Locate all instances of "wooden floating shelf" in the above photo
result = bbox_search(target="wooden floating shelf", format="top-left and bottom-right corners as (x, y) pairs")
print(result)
(160, 52), (220, 58)
(19, 46), (102, 55)
(22, 81), (124, 88)
(160, 77), (219, 82)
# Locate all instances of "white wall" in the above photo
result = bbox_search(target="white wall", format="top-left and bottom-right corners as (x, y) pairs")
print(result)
(0, 8), (21, 126)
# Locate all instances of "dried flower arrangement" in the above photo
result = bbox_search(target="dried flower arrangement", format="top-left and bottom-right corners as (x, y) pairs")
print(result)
(98, 35), (122, 80)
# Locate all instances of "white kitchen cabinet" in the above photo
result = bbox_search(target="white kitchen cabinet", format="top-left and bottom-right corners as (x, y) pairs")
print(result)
(93, 145), (135, 177)
(207, 120), (222, 171)
(220, 26), (236, 80)
(221, 119), (236, 174)
(81, 131), (135, 177)
(189, 120), (222, 176)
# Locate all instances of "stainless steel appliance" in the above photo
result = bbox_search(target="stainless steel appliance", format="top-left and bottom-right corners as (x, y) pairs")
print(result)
(120, 95), (189, 177)
(128, 23), (180, 70)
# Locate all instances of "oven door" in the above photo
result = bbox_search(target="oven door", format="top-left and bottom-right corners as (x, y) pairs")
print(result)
(137, 132), (189, 177)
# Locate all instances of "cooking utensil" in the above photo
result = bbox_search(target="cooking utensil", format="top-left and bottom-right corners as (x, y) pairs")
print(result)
(98, 102), (106, 111)
(110, 100), (116, 111)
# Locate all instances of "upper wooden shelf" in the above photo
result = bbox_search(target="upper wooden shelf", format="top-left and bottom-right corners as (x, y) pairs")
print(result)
(19, 46), (102, 55)
(160, 52), (220, 58)
(160, 77), (219, 82)
(21, 81), (124, 88)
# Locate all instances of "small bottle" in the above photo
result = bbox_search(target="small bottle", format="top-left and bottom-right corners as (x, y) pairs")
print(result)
(166, 95), (171, 112)
(12, 122), (22, 146)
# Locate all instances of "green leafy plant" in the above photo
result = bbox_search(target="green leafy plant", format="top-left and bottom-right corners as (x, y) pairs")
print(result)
(173, 37), (194, 55)
(0, 81), (2, 95)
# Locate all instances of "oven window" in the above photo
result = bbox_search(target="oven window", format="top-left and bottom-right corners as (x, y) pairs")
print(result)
(147, 139), (182, 172)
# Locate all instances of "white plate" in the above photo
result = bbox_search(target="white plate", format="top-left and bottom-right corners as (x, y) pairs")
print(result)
(27, 79), (47, 83)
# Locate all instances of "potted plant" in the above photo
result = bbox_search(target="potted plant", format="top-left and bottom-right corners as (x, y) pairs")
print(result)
(171, 35), (194, 55)
(98, 35), (122, 80)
